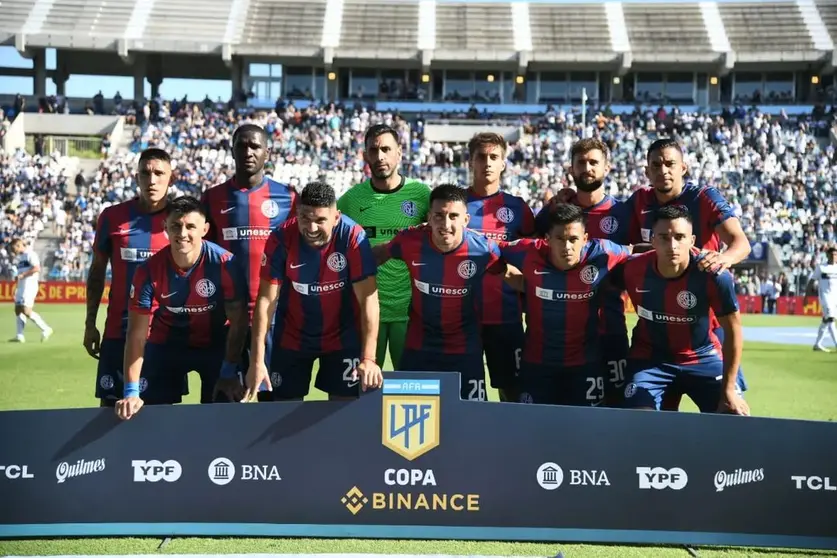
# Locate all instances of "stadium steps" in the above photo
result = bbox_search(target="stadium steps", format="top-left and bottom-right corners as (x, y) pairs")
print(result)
(718, 1), (819, 60)
(0, 0), (38, 42)
(510, 1), (532, 52)
(141, 0), (232, 47)
(623, 3), (718, 62)
(239, 0), (326, 54)
(339, 0), (419, 57)
(222, 0), (250, 45)
(417, 0), (435, 51)
(434, 2), (517, 60)
(21, 0), (55, 35)
(700, 2), (732, 53)
(529, 3), (615, 62)
(817, 0), (837, 45)
(321, 0), (343, 49)
(798, 0), (835, 51)
(40, 0), (133, 38)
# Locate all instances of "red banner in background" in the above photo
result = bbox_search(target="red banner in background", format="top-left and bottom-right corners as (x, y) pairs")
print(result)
(0, 281), (110, 304)
(623, 293), (822, 316)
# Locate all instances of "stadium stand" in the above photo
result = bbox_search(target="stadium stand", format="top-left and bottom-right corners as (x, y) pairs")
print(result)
(623, 3), (715, 58)
(718, 1), (819, 58)
(241, 0), (327, 54)
(434, 3), (516, 58)
(528, 3), (615, 61)
(39, 0), (134, 38)
(339, 0), (420, 58)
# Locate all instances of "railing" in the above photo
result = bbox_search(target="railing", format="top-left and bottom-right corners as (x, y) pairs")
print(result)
(25, 135), (102, 159)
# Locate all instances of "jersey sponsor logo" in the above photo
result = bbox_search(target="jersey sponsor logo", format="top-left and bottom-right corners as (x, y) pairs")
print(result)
(261, 199), (280, 218)
(457, 260), (477, 279)
(677, 290), (698, 310)
(220, 206), (236, 214)
(636, 305), (697, 324)
(401, 201), (418, 218)
(536, 462), (610, 490)
(599, 216), (619, 235)
(495, 207), (515, 224)
(641, 228), (651, 242)
(579, 265), (600, 285)
(120, 247), (154, 262)
(221, 227), (272, 241)
(479, 230), (510, 241)
(791, 475), (836, 491)
(327, 252), (347, 273)
(56, 458), (106, 484)
(207, 457), (282, 485)
(160, 291), (177, 299)
(414, 279), (470, 298)
(714, 468), (764, 492)
(165, 303), (217, 314)
(132, 459), (182, 483)
(637, 466), (688, 490)
(195, 279), (217, 298)
(0, 465), (34, 479)
(535, 286), (595, 302)
(291, 280), (347, 296)
(381, 378), (441, 461)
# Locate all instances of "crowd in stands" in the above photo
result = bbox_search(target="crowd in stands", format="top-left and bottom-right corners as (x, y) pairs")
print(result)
(1, 95), (836, 300)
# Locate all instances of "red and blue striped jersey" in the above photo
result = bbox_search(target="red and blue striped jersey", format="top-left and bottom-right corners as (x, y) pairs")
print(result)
(466, 189), (535, 325)
(501, 238), (631, 367)
(386, 225), (505, 355)
(615, 251), (739, 365)
(622, 183), (735, 250)
(93, 199), (170, 340)
(130, 241), (248, 349)
(261, 215), (377, 354)
(202, 178), (297, 316)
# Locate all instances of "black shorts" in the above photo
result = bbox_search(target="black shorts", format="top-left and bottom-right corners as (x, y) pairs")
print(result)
(400, 349), (487, 401)
(600, 335), (629, 407)
(481, 323), (524, 390)
(140, 343), (224, 405)
(267, 345), (361, 399)
(96, 338), (189, 406)
(519, 361), (605, 407)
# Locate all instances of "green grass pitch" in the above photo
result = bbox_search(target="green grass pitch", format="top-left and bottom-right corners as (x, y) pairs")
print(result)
(0, 304), (835, 557)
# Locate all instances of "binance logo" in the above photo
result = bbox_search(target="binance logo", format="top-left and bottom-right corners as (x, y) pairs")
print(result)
(342, 486), (368, 515)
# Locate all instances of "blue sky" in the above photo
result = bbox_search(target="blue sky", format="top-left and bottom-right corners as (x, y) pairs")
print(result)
(0, 47), (232, 100)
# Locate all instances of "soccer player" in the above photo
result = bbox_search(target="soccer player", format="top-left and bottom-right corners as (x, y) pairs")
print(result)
(8, 238), (52, 343)
(501, 204), (631, 406)
(618, 205), (749, 415)
(337, 124), (431, 370)
(244, 181), (382, 402)
(373, 184), (519, 402)
(466, 132), (535, 403)
(621, 138), (751, 409)
(115, 196), (249, 421)
(84, 148), (172, 407)
(805, 246), (837, 351)
(534, 138), (630, 406)
(202, 123), (297, 399)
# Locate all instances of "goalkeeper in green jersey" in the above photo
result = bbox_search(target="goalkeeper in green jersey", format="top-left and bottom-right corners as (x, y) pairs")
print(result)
(337, 124), (430, 370)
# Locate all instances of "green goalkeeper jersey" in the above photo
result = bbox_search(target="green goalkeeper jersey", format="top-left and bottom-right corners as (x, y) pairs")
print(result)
(337, 176), (431, 323)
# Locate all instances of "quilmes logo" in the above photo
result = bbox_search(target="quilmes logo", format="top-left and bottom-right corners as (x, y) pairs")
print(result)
(56, 458), (106, 484)
(714, 468), (764, 492)
(381, 378), (441, 461)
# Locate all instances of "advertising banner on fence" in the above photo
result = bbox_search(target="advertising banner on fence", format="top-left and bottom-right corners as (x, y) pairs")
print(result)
(622, 294), (824, 316)
(0, 282), (110, 304)
(0, 372), (835, 549)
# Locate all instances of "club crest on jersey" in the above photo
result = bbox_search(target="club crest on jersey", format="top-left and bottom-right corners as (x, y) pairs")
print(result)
(327, 252), (347, 273)
(401, 201), (418, 218)
(579, 265), (600, 285)
(677, 290), (698, 310)
(261, 200), (280, 219)
(457, 260), (477, 279)
(599, 216), (619, 235)
(496, 207), (515, 224)
(195, 278), (217, 298)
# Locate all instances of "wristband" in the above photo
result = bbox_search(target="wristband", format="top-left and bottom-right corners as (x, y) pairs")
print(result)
(362, 357), (376, 365)
(124, 381), (140, 398)
(220, 361), (239, 379)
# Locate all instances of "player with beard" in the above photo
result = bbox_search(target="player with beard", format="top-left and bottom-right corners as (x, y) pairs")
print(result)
(337, 124), (430, 370)
(534, 138), (630, 406)
(201, 124), (297, 400)
(466, 132), (535, 403)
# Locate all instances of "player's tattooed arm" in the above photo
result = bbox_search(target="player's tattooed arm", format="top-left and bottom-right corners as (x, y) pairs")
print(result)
(83, 251), (109, 358)
(502, 263), (525, 293)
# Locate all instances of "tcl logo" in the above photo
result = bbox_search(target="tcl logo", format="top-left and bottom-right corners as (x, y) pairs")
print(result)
(0, 465), (34, 479)
(636, 467), (688, 490)
(132, 460), (182, 483)
(791, 476), (836, 491)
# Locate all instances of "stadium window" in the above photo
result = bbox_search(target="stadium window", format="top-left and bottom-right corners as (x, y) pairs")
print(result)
(349, 69), (377, 99)
(502, 72), (516, 103)
(732, 72), (762, 103)
(665, 73), (696, 103)
(475, 71), (500, 102)
(635, 72), (664, 103)
(568, 72), (597, 103)
(538, 71), (567, 103)
(764, 72), (794, 102)
(696, 73), (709, 106)
(444, 70), (475, 101)
(283, 67), (313, 99)
(250, 64), (270, 77)
(314, 69), (327, 100)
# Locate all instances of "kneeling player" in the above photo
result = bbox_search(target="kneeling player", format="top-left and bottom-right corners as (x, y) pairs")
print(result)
(501, 204), (631, 406)
(618, 206), (749, 415)
(245, 181), (383, 401)
(115, 196), (250, 420)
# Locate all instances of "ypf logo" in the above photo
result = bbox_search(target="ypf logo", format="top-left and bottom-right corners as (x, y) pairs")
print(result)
(637, 466), (688, 490)
(132, 460), (182, 483)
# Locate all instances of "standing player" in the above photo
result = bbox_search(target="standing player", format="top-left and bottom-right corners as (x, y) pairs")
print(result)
(84, 148), (172, 407)
(244, 182), (382, 402)
(201, 124), (297, 399)
(618, 206), (749, 415)
(805, 246), (837, 351)
(501, 204), (630, 406)
(8, 238), (52, 343)
(621, 138), (751, 408)
(337, 124), (430, 370)
(373, 184), (519, 402)
(466, 132), (535, 403)
(535, 138), (630, 406)
(115, 196), (249, 421)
